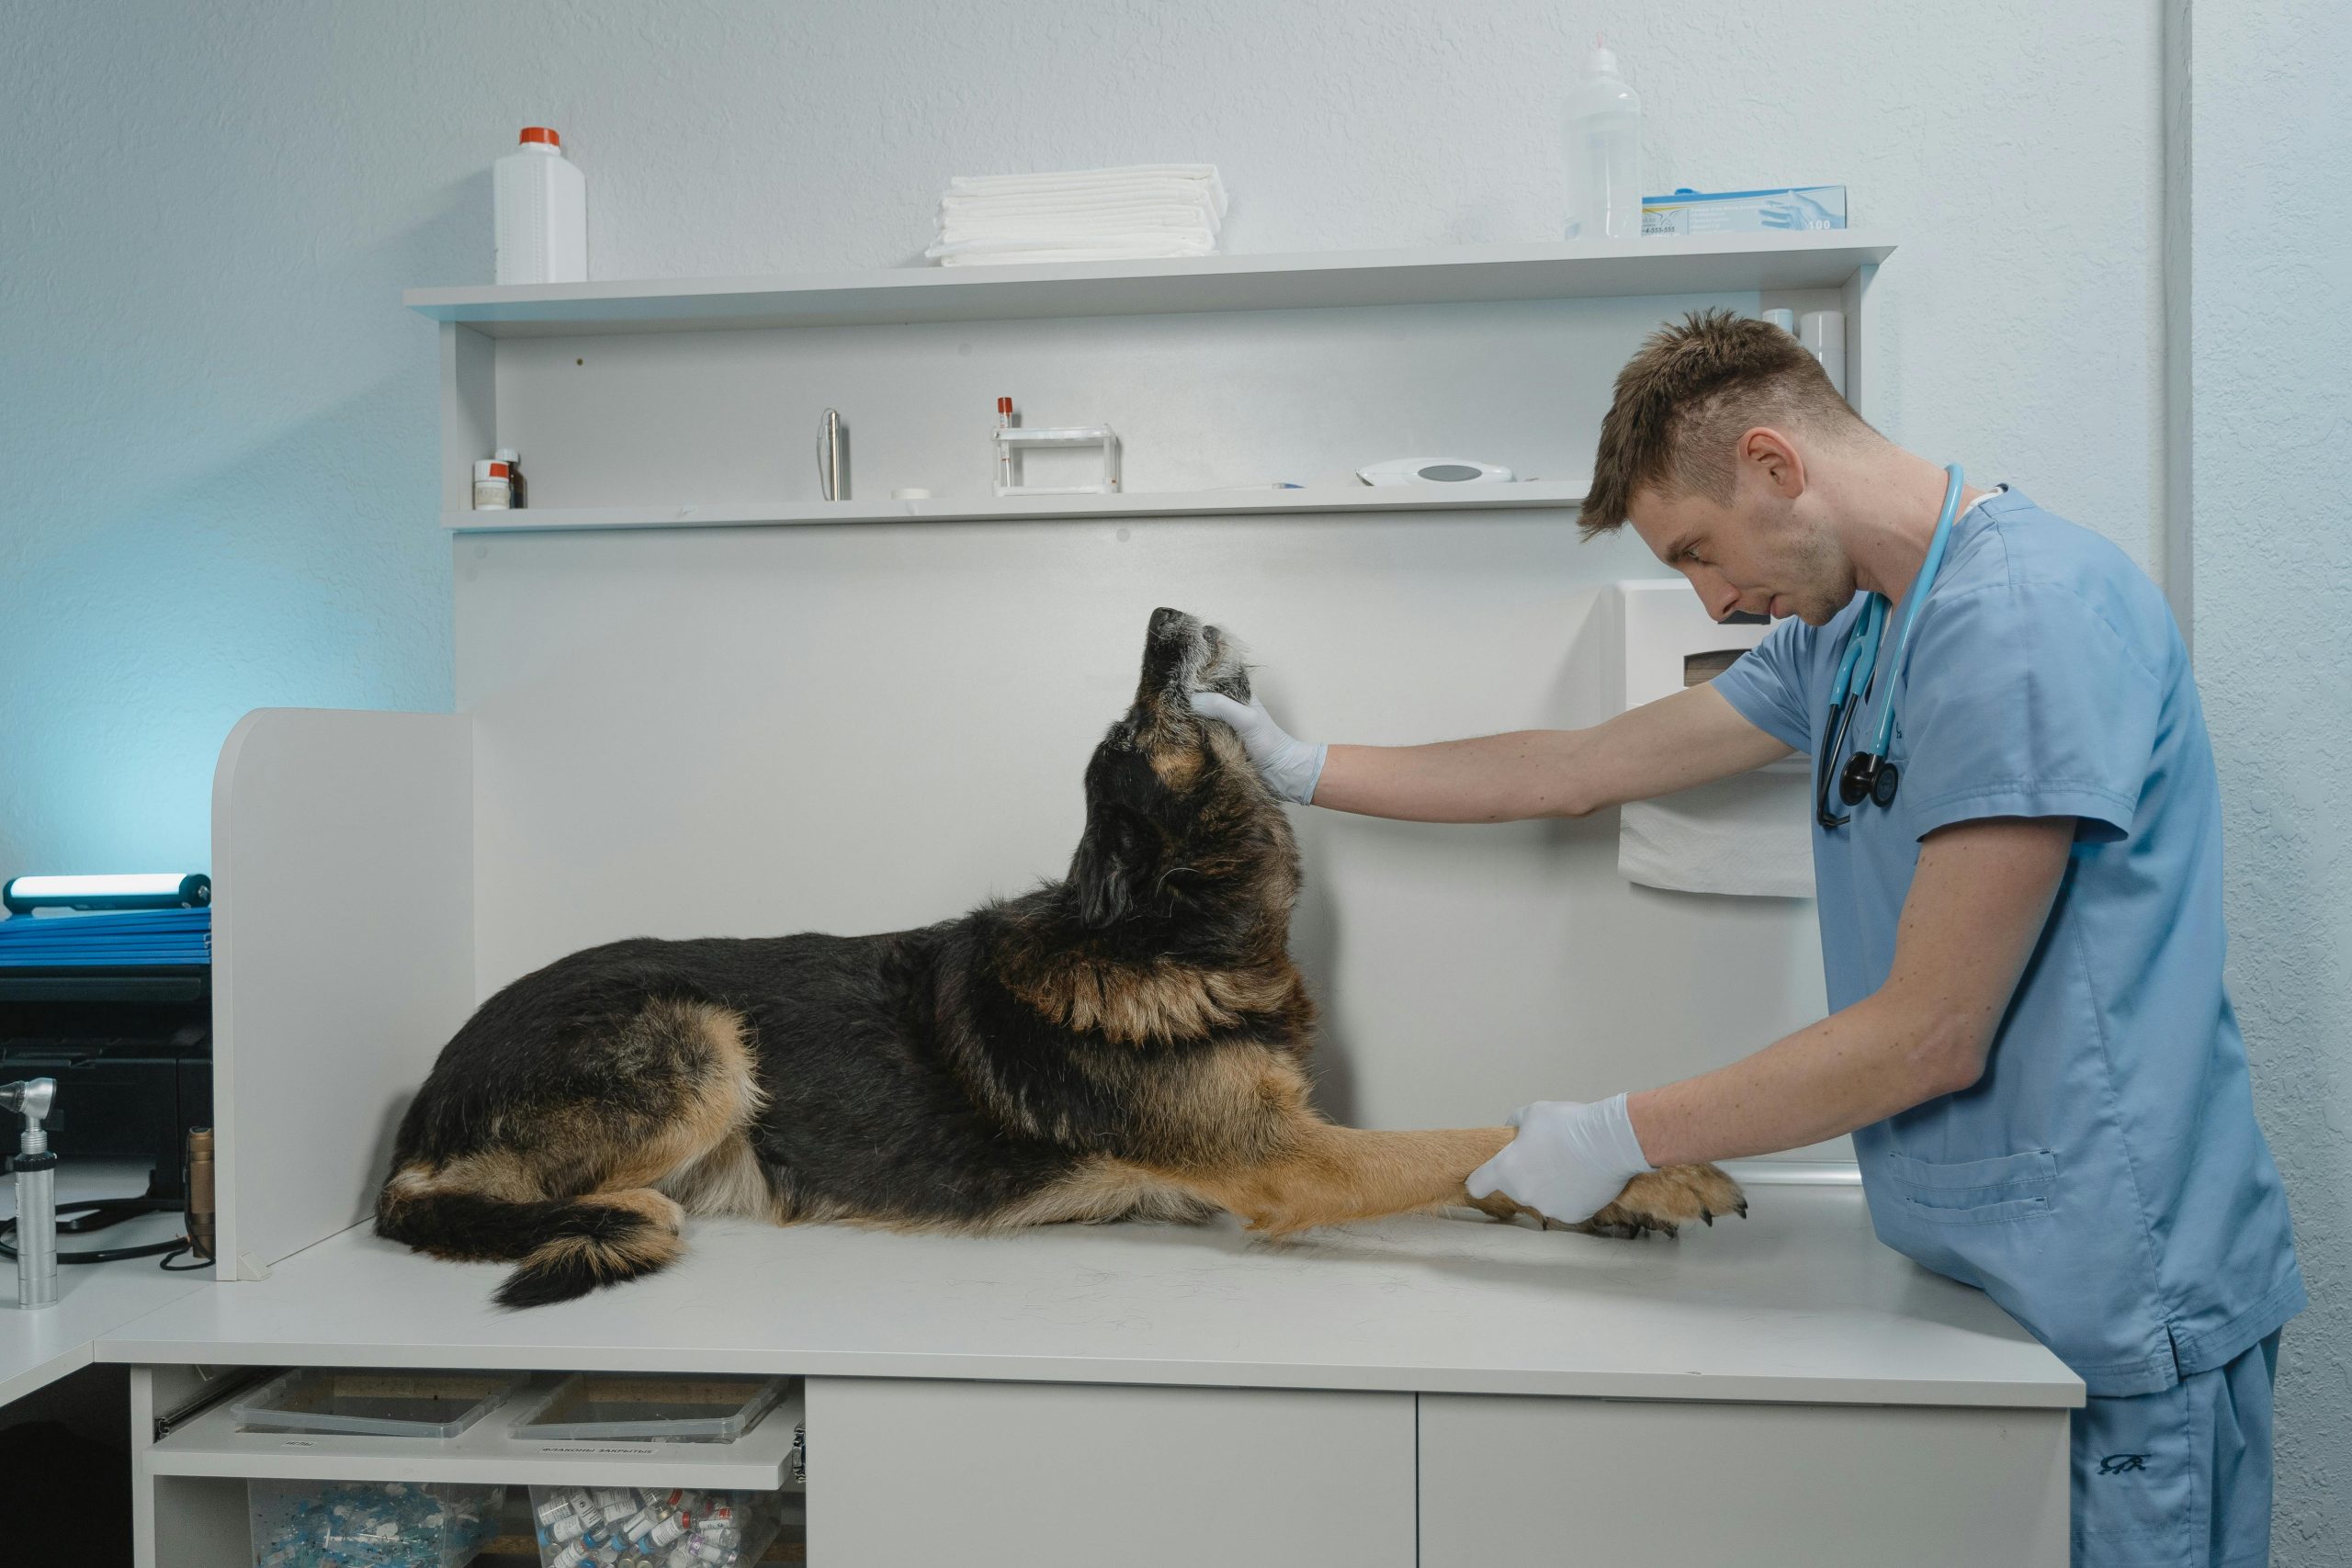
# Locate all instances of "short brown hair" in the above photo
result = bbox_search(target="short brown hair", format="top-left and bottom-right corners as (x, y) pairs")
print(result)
(1579, 309), (1864, 538)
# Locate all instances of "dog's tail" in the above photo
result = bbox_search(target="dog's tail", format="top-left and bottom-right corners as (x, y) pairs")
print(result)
(375, 1176), (684, 1309)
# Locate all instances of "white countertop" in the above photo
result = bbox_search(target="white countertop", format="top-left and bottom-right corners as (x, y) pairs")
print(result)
(99, 1185), (2079, 1408)
(0, 1164), (209, 1406)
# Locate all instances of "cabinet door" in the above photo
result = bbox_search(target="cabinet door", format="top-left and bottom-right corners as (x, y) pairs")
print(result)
(1419, 1394), (2070, 1567)
(808, 1378), (1414, 1568)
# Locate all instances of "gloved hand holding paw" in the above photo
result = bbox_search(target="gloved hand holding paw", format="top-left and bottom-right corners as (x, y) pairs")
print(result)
(1466, 1093), (1654, 1227)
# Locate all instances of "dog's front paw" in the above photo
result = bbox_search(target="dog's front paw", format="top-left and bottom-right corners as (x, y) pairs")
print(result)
(1577, 1164), (1747, 1240)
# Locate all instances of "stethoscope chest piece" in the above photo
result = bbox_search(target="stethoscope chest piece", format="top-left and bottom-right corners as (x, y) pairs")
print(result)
(1838, 751), (1901, 809)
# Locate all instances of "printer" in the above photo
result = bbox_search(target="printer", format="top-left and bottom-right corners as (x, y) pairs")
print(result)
(0, 876), (213, 1202)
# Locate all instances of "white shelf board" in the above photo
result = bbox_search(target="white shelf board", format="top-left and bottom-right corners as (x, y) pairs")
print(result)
(443, 479), (1590, 533)
(404, 233), (1896, 337)
(150, 1376), (802, 1487)
(0, 1163), (210, 1407)
(102, 1187), (2078, 1409)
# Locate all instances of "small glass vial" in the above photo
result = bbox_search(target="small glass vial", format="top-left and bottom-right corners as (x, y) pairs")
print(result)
(472, 457), (513, 510)
(493, 446), (526, 507)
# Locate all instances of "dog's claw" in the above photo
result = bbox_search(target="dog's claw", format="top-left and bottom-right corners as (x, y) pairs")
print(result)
(1736, 1200), (1749, 1218)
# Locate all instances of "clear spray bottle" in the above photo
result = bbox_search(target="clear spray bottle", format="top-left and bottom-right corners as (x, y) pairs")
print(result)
(1563, 36), (1642, 240)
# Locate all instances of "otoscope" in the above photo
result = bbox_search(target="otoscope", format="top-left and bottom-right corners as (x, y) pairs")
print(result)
(1, 1079), (58, 1308)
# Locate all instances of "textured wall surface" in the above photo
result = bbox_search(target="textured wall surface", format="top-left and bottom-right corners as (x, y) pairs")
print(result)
(1, 4), (2337, 1561)
(2187, 2), (2352, 1558)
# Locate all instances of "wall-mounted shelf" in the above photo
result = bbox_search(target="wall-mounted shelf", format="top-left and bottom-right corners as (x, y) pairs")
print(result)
(405, 232), (1894, 338)
(444, 479), (1591, 533)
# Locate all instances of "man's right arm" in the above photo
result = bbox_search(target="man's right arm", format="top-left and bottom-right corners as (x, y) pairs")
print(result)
(1201, 683), (1794, 824)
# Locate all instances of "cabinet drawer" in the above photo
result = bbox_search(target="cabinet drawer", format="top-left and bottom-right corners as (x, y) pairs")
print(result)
(808, 1378), (1414, 1568)
(1420, 1394), (2068, 1567)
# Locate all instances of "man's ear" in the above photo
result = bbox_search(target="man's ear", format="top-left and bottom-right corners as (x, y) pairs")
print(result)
(1740, 424), (1807, 500)
(1069, 810), (1146, 930)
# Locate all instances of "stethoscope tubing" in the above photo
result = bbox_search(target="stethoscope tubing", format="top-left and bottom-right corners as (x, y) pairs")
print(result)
(1816, 463), (1966, 829)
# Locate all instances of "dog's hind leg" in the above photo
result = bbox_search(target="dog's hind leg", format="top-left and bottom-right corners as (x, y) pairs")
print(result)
(656, 1132), (782, 1223)
(378, 998), (763, 1307)
(373, 1159), (690, 1303)
(500, 998), (767, 1304)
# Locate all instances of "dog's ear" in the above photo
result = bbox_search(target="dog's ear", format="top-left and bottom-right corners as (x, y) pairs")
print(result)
(1070, 809), (1147, 929)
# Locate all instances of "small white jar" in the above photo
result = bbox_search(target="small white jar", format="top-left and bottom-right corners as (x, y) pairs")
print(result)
(472, 458), (513, 510)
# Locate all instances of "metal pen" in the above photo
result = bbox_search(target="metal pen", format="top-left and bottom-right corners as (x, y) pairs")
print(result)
(820, 409), (845, 501)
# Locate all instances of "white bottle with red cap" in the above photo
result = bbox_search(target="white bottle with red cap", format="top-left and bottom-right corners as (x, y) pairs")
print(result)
(472, 457), (513, 509)
(494, 126), (587, 285)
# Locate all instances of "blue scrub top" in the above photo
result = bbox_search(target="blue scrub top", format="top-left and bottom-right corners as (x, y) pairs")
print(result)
(1713, 488), (2302, 1396)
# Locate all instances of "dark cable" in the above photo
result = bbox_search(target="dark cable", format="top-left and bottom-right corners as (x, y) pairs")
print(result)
(0, 1197), (203, 1266)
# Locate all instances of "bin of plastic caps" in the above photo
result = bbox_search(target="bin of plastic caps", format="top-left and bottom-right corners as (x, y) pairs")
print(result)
(249, 1479), (503, 1568)
(529, 1483), (789, 1568)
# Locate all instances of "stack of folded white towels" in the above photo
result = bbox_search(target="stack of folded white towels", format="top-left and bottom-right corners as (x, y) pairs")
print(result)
(925, 164), (1227, 267)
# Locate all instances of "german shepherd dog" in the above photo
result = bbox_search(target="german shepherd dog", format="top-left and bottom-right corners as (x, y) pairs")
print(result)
(376, 608), (1743, 1306)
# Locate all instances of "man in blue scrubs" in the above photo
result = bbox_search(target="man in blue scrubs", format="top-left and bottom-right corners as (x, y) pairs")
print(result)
(1193, 311), (2301, 1566)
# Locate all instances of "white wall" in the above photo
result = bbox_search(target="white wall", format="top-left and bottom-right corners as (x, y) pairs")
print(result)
(0, 0), (2167, 882)
(2, 4), (2339, 1560)
(2183, 1), (2352, 1554)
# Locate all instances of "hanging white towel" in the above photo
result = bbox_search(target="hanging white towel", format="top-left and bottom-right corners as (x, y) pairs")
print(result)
(1618, 775), (1815, 899)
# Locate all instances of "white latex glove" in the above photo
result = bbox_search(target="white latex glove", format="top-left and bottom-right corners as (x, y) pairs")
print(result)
(1187, 691), (1329, 806)
(1465, 1094), (1653, 1226)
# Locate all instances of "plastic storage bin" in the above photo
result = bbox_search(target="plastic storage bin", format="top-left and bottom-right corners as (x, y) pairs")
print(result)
(529, 1483), (789, 1568)
(516, 1373), (786, 1445)
(232, 1369), (523, 1439)
(250, 1479), (503, 1568)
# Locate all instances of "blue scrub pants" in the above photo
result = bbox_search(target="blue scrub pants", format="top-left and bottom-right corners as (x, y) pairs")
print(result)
(2072, 1332), (2279, 1567)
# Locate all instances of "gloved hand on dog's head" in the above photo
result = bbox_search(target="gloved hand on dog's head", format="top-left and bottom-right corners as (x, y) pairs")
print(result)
(1188, 690), (1328, 806)
(1466, 1093), (1655, 1227)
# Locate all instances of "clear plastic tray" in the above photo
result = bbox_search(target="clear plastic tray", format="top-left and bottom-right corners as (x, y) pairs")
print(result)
(232, 1368), (523, 1439)
(514, 1373), (786, 1445)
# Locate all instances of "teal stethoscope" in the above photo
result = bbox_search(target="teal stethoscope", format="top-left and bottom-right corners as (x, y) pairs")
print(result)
(1815, 463), (1966, 829)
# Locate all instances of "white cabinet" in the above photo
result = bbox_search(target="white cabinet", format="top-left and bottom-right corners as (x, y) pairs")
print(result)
(807, 1377), (1416, 1567)
(1419, 1393), (2070, 1566)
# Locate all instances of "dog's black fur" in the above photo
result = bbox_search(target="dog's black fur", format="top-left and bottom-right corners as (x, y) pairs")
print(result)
(377, 609), (1741, 1306)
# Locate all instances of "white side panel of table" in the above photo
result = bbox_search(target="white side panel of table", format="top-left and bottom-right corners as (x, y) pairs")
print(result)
(209, 708), (473, 1279)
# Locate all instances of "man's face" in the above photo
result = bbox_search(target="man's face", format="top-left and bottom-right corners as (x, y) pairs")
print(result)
(1626, 460), (1855, 626)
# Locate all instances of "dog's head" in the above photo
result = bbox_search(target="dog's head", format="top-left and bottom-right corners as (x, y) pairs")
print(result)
(1065, 607), (1298, 937)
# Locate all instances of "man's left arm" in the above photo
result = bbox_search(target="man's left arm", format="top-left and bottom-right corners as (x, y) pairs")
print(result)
(1624, 816), (2075, 1167)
